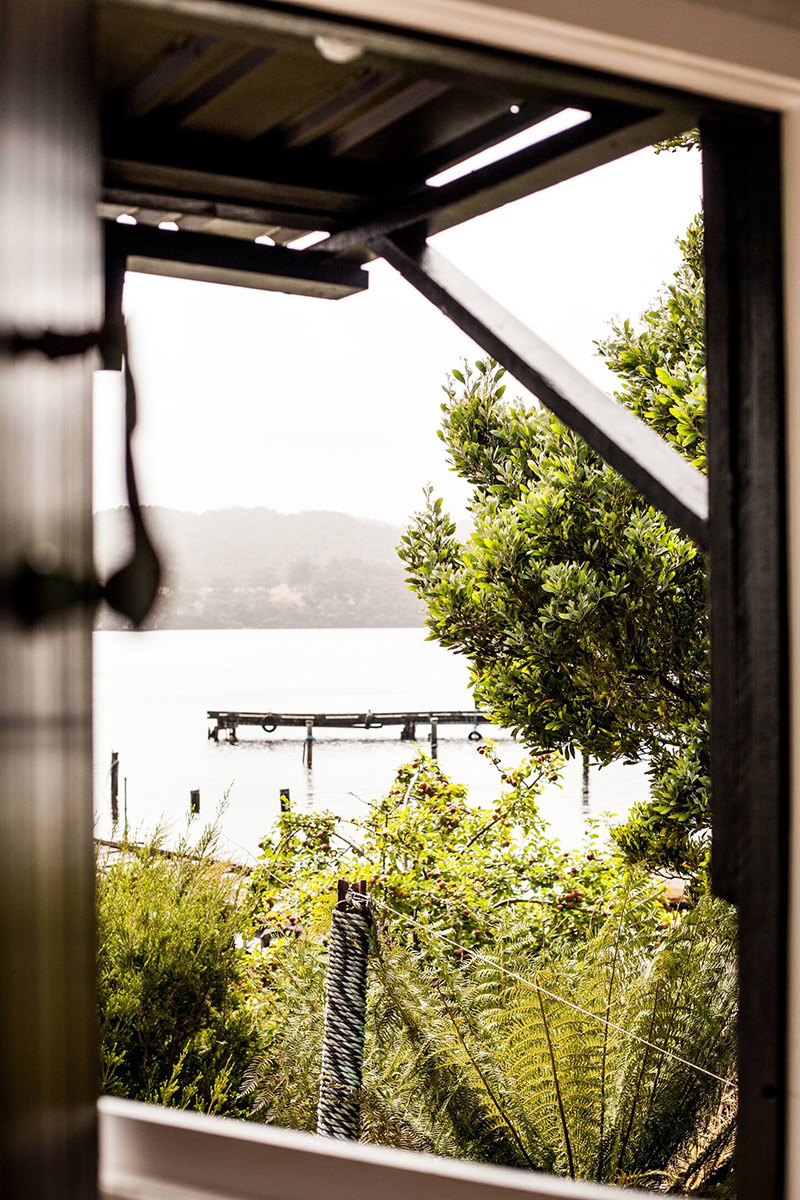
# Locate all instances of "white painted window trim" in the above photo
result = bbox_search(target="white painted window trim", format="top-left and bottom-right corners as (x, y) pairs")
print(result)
(98, 1096), (651, 1200)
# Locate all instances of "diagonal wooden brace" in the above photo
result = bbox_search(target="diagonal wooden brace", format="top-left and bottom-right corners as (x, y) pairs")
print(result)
(375, 233), (708, 550)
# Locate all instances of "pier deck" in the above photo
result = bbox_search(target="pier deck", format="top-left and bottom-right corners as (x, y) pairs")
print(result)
(207, 709), (490, 746)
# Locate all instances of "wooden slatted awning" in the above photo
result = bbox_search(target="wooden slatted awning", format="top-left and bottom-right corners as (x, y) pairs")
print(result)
(96, 0), (706, 285)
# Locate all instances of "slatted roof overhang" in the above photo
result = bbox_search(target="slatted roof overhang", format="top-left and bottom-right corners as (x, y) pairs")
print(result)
(97, 0), (725, 299)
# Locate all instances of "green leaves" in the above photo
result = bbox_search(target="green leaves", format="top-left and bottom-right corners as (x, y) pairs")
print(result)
(97, 830), (262, 1116)
(365, 889), (736, 1190)
(400, 218), (710, 878)
(252, 751), (623, 954)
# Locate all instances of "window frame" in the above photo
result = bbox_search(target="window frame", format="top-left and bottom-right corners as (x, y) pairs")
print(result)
(4, 3), (798, 1199)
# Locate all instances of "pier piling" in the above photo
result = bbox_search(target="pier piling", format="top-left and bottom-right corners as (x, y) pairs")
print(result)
(110, 751), (119, 827)
(304, 719), (314, 768)
(430, 716), (439, 760)
(190, 789), (200, 815)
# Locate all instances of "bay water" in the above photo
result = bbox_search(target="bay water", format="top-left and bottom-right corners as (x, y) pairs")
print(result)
(93, 627), (648, 864)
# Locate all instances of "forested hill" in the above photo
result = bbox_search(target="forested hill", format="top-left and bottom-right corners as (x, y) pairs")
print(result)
(94, 507), (425, 630)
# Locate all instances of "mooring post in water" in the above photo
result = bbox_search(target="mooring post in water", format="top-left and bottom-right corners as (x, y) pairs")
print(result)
(317, 879), (371, 1140)
(280, 787), (291, 813)
(110, 751), (119, 827)
(190, 789), (200, 815)
(581, 752), (590, 807)
(303, 719), (314, 768)
(430, 716), (439, 760)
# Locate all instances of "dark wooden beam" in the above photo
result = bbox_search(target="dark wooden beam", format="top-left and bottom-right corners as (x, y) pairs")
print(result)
(113, 33), (222, 120)
(156, 44), (275, 127)
(103, 126), (389, 209)
(325, 78), (450, 156)
(105, 219), (368, 297)
(322, 104), (696, 252)
(376, 231), (708, 547)
(703, 112), (787, 1200)
(406, 99), (565, 184)
(101, 184), (342, 234)
(279, 69), (397, 149)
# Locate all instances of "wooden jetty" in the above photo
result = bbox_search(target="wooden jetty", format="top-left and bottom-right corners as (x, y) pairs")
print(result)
(207, 709), (491, 757)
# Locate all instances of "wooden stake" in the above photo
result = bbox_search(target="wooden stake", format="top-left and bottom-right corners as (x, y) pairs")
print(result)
(110, 751), (119, 827)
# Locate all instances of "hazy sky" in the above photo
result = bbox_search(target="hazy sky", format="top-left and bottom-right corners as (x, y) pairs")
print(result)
(94, 144), (702, 527)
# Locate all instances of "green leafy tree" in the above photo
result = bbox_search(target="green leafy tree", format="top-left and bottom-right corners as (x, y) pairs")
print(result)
(399, 218), (709, 879)
(97, 830), (262, 1115)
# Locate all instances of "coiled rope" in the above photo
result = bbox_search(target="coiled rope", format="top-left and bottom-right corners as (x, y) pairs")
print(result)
(317, 885), (372, 1139)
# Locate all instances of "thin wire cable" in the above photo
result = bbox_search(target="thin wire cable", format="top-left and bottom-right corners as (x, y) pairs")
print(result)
(248, 837), (736, 1091)
(371, 896), (737, 1091)
(255, 854), (337, 904)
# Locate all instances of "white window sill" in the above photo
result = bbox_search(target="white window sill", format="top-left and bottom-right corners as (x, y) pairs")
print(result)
(99, 1095), (652, 1200)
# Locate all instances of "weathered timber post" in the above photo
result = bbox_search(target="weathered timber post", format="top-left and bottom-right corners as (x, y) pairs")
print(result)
(317, 880), (371, 1139)
(190, 789), (200, 815)
(110, 751), (119, 827)
(401, 719), (416, 741)
(304, 719), (314, 768)
(581, 753), (590, 807)
(430, 716), (439, 760)
(280, 787), (291, 813)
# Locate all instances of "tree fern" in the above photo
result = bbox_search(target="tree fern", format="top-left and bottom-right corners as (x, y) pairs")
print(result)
(372, 888), (736, 1194)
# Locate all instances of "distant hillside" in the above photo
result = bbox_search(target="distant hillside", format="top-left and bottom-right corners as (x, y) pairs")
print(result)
(94, 507), (425, 630)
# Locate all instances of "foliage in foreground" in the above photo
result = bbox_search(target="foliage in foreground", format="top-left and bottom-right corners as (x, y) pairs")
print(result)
(247, 888), (736, 1196)
(97, 830), (262, 1116)
(94, 759), (736, 1198)
(252, 749), (622, 953)
(399, 218), (709, 880)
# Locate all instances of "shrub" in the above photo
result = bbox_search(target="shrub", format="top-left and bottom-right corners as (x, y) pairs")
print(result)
(97, 829), (262, 1116)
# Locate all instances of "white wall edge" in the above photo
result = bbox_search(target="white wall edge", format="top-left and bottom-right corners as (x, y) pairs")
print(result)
(98, 1096), (651, 1200)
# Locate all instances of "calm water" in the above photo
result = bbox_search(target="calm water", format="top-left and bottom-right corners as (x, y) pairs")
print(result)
(93, 628), (648, 863)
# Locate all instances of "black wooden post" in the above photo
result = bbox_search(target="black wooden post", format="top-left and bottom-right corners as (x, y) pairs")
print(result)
(701, 111), (788, 1200)
(280, 787), (291, 813)
(430, 716), (439, 760)
(190, 789), (200, 815)
(304, 719), (314, 768)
